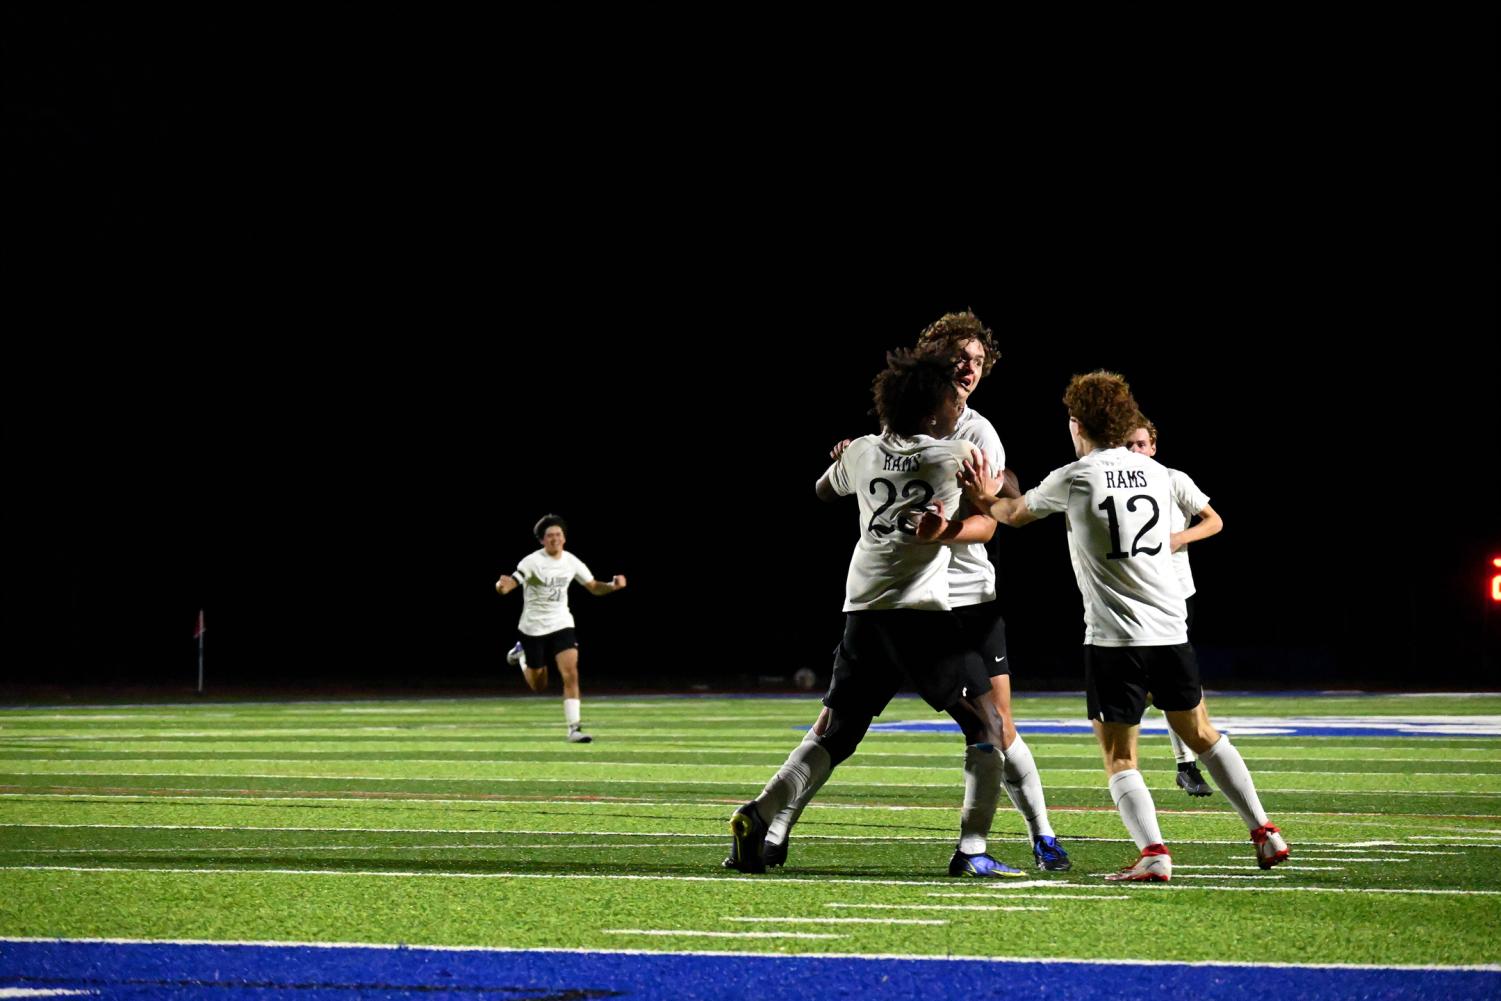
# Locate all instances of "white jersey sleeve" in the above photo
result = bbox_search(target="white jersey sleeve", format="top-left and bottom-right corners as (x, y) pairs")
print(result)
(1167, 468), (1211, 598)
(570, 554), (594, 587)
(823, 437), (871, 498)
(1024, 463), (1077, 518)
(1169, 469), (1209, 522)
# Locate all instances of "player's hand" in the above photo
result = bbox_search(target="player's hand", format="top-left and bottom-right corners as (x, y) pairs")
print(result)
(496, 574), (518, 595)
(958, 450), (1002, 507)
(1170, 532), (1187, 553)
(911, 498), (949, 542)
(830, 438), (852, 460)
(611, 574), (627, 590)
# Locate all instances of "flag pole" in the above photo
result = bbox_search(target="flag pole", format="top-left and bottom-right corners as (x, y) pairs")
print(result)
(195, 609), (205, 693)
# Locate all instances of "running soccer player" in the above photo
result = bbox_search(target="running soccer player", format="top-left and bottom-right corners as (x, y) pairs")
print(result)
(496, 515), (627, 743)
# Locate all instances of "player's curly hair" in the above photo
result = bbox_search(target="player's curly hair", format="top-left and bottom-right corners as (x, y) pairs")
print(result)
(534, 514), (568, 540)
(1063, 371), (1142, 449)
(1138, 418), (1159, 446)
(872, 347), (957, 437)
(915, 309), (999, 375)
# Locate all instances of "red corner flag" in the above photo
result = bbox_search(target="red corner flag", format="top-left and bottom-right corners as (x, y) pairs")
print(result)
(194, 609), (206, 639)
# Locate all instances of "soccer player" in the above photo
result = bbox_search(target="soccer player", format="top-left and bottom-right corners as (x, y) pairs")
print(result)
(1125, 419), (1224, 797)
(761, 313), (1070, 873)
(725, 347), (1024, 878)
(960, 372), (1288, 881)
(495, 515), (627, 743)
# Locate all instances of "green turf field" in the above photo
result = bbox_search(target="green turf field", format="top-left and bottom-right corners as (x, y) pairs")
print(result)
(1, 694), (1498, 966)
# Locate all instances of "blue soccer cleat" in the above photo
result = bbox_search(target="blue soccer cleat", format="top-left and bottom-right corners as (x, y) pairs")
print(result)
(948, 849), (1026, 878)
(506, 642), (526, 669)
(1032, 834), (1072, 872)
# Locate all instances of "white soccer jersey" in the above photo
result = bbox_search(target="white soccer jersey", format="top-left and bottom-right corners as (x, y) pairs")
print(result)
(823, 432), (972, 612)
(1166, 467), (1211, 597)
(1024, 447), (1188, 646)
(512, 549), (595, 636)
(948, 407), (1004, 607)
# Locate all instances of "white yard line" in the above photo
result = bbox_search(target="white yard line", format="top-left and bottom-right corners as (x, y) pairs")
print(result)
(601, 929), (842, 940)
(722, 916), (948, 926)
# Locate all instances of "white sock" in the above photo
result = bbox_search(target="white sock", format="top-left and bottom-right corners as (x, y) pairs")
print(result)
(1108, 769), (1164, 850)
(1000, 735), (1054, 839)
(1198, 735), (1270, 830)
(563, 698), (581, 728)
(767, 742), (831, 845)
(958, 743), (1003, 855)
(1169, 728), (1196, 765)
(754, 738), (833, 822)
(517, 648), (529, 670)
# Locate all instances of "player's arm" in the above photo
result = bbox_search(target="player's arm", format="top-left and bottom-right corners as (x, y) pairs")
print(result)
(959, 451), (1038, 527)
(816, 443), (855, 503)
(913, 498), (997, 544)
(989, 495), (1039, 527)
(584, 575), (627, 596)
(496, 570), (522, 595)
(1171, 503), (1222, 553)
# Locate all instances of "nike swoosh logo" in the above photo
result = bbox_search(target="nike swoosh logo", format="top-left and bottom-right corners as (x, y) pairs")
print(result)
(994, 655), (1006, 662)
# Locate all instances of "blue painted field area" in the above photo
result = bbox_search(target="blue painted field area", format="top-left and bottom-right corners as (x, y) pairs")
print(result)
(2, 940), (1497, 1001)
(867, 715), (1501, 738)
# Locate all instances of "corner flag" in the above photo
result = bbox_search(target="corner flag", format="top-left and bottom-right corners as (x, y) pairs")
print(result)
(195, 610), (205, 692)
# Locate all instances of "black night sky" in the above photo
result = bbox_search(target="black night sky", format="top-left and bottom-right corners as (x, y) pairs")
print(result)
(5, 11), (1497, 697)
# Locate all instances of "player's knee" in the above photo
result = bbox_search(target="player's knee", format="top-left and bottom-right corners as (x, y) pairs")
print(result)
(812, 708), (872, 767)
(948, 697), (1001, 747)
(1183, 724), (1219, 755)
(523, 668), (548, 692)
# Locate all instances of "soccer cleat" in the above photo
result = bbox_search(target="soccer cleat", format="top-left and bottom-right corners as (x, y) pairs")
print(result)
(724, 802), (769, 873)
(948, 849), (1026, 878)
(1104, 844), (1172, 882)
(1032, 834), (1073, 872)
(1252, 823), (1290, 869)
(1176, 762), (1214, 797)
(762, 837), (788, 868)
(506, 642), (526, 669)
(566, 725), (592, 744)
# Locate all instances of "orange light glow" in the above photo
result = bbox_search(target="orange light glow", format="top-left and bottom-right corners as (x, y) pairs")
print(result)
(1494, 556), (1501, 602)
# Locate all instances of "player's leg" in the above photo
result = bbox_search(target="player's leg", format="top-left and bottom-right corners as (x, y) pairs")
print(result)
(1088, 647), (1171, 882)
(727, 703), (870, 873)
(763, 705), (833, 866)
(553, 639), (590, 743)
(958, 604), (1068, 868)
(517, 635), (549, 693)
(1165, 699), (1288, 868)
(727, 614), (891, 874)
(941, 679), (1025, 878)
(989, 672), (1070, 870)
